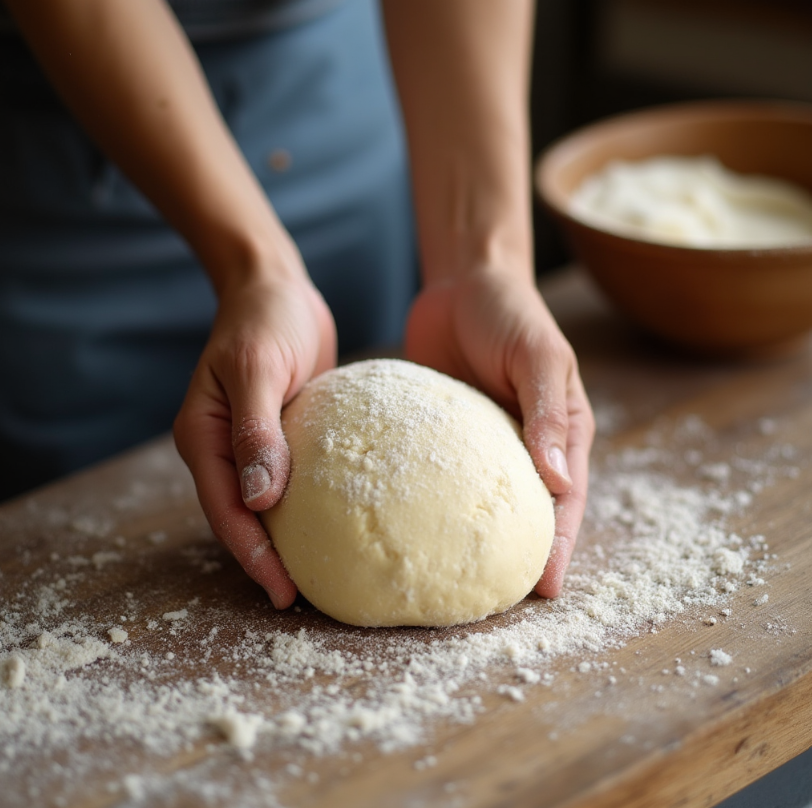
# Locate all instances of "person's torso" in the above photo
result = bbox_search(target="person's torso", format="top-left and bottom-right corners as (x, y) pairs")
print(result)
(0, 0), (343, 42)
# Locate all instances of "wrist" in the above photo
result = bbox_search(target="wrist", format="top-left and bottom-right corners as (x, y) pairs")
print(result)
(421, 224), (535, 289)
(196, 215), (308, 300)
(415, 154), (534, 287)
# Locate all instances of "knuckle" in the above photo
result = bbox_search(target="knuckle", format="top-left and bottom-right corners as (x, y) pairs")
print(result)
(564, 484), (589, 514)
(541, 401), (570, 436)
(216, 335), (288, 390)
(231, 418), (276, 461)
(172, 408), (194, 461)
(582, 408), (597, 442)
(228, 338), (272, 382)
(571, 396), (597, 445)
(529, 329), (575, 366)
(525, 398), (569, 446)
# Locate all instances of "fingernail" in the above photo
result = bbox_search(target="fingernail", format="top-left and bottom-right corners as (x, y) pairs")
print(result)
(241, 464), (271, 503)
(547, 447), (572, 484)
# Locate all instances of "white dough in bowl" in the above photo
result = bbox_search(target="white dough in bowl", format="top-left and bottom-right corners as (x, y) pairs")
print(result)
(260, 359), (555, 627)
(570, 155), (812, 248)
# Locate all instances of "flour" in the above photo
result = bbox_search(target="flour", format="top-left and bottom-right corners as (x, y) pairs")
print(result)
(0, 410), (800, 807)
(571, 155), (812, 248)
(91, 551), (123, 569)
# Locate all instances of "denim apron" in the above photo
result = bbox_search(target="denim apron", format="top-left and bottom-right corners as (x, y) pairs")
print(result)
(0, 0), (417, 499)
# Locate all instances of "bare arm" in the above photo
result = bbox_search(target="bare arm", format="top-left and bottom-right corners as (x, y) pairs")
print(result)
(382, 0), (534, 281)
(6, 0), (337, 606)
(383, 0), (594, 596)
(6, 0), (291, 289)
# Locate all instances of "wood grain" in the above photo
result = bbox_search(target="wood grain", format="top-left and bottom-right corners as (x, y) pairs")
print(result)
(1, 268), (810, 808)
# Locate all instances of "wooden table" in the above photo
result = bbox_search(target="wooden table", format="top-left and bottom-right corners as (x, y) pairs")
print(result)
(2, 268), (811, 808)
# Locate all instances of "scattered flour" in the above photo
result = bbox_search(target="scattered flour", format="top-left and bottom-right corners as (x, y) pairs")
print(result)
(710, 649), (733, 667)
(0, 411), (799, 807)
(91, 551), (122, 569)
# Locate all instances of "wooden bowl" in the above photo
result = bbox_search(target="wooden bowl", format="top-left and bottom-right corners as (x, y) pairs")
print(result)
(536, 101), (812, 354)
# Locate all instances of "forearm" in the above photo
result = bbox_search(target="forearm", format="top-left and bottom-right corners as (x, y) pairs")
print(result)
(382, 0), (535, 284)
(6, 0), (298, 296)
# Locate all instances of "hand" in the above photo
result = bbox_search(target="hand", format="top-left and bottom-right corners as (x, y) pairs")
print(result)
(404, 267), (594, 598)
(174, 270), (336, 608)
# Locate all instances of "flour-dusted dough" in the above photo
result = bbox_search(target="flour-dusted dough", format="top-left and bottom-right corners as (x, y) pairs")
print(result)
(261, 359), (555, 627)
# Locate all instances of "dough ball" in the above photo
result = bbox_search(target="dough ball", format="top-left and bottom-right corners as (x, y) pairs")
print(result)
(261, 359), (555, 627)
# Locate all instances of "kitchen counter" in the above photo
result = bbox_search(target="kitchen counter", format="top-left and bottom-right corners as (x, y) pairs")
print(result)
(2, 267), (811, 808)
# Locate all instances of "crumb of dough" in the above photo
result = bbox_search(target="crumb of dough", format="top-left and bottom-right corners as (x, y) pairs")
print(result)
(108, 627), (128, 644)
(1, 656), (26, 689)
(710, 649), (733, 667)
(207, 711), (264, 749)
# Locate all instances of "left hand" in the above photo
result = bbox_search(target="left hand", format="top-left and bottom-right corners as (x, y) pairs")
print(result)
(404, 267), (594, 598)
(174, 269), (337, 609)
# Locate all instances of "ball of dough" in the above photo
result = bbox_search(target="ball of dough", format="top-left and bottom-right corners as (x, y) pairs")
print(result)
(261, 359), (555, 627)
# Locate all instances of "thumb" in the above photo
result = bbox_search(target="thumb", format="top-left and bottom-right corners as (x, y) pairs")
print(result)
(235, 417), (290, 512)
(516, 364), (573, 498)
(229, 373), (293, 513)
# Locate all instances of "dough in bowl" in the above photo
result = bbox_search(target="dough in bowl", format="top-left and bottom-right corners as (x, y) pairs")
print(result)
(261, 359), (554, 627)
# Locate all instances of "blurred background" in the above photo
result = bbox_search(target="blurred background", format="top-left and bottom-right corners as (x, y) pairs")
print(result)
(529, 0), (812, 275)
(528, 4), (812, 806)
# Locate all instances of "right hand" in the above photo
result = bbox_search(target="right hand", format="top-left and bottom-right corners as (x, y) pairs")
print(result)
(173, 268), (337, 608)
(405, 267), (594, 599)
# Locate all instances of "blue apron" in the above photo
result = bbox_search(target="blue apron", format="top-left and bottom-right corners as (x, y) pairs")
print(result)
(0, 0), (417, 499)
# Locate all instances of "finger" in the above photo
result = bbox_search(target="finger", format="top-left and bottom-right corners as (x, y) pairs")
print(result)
(535, 490), (583, 598)
(221, 347), (296, 514)
(515, 341), (574, 497)
(205, 454), (297, 608)
(174, 392), (297, 609)
(227, 305), (336, 513)
(234, 415), (291, 513)
(535, 379), (594, 598)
